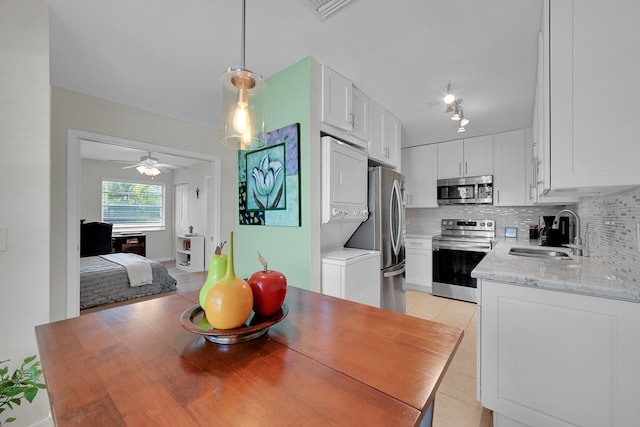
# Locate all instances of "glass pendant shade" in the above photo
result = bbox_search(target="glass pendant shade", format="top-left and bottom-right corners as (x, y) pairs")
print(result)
(221, 67), (266, 150)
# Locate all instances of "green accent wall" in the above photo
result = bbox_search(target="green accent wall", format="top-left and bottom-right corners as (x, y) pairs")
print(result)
(235, 57), (312, 288)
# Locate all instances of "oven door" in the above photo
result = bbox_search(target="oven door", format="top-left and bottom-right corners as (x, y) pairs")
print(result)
(432, 240), (489, 303)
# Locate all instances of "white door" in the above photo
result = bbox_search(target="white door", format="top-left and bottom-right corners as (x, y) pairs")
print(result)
(175, 183), (189, 237)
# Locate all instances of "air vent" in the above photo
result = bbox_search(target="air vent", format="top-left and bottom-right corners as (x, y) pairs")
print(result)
(304, 0), (353, 20)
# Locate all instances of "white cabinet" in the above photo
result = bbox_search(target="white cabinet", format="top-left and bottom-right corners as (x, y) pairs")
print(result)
(493, 130), (526, 206)
(464, 136), (494, 177)
(549, 0), (640, 189)
(405, 237), (432, 293)
(437, 136), (493, 179)
(402, 144), (438, 208)
(436, 139), (463, 179)
(350, 86), (369, 144)
(369, 99), (401, 169)
(528, 1), (582, 204)
(321, 65), (353, 133)
(478, 279), (640, 427)
(176, 235), (204, 272)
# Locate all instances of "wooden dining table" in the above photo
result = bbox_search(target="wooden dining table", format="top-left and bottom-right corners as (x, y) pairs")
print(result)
(35, 286), (463, 426)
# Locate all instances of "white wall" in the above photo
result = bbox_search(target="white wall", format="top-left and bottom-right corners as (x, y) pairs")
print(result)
(80, 158), (175, 261)
(0, 1), (53, 425)
(51, 87), (238, 321)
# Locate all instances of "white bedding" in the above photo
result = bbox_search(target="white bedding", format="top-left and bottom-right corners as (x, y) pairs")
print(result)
(100, 253), (153, 287)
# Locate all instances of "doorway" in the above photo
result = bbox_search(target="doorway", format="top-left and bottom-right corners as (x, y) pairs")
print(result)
(66, 129), (221, 318)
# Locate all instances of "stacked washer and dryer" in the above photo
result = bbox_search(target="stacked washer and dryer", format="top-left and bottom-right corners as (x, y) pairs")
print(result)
(319, 136), (381, 309)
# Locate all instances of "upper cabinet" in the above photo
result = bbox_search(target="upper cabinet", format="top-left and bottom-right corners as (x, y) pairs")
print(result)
(436, 139), (463, 178)
(493, 130), (526, 206)
(351, 87), (370, 143)
(369, 100), (401, 169)
(320, 64), (399, 166)
(402, 144), (438, 208)
(321, 65), (353, 133)
(437, 136), (493, 179)
(547, 0), (640, 190)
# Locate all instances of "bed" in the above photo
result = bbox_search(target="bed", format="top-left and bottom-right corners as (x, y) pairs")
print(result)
(80, 253), (177, 309)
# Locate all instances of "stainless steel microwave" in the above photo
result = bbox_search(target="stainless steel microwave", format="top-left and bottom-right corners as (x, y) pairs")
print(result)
(437, 175), (493, 205)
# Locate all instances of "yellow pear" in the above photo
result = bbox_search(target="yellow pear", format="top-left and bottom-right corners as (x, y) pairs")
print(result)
(205, 231), (253, 329)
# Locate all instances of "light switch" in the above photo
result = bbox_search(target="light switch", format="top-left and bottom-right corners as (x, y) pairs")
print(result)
(0, 227), (6, 252)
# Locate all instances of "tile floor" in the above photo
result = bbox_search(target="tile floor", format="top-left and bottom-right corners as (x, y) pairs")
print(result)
(405, 290), (493, 427)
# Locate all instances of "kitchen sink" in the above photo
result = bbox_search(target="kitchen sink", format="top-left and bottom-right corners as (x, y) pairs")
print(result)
(508, 247), (572, 260)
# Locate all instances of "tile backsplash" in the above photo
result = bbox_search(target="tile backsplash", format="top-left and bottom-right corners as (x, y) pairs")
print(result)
(406, 185), (640, 284)
(577, 186), (640, 283)
(405, 204), (567, 240)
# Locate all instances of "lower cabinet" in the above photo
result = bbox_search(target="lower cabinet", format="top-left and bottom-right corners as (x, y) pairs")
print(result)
(405, 237), (432, 293)
(478, 279), (640, 427)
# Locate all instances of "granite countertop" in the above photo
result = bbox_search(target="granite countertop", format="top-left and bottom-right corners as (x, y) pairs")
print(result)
(472, 239), (640, 303)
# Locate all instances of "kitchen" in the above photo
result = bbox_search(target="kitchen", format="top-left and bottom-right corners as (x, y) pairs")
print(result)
(4, 0), (640, 426)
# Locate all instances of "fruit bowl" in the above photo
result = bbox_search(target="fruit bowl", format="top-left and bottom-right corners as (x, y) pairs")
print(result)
(179, 303), (288, 344)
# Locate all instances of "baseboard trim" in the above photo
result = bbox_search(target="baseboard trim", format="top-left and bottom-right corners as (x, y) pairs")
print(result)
(406, 283), (432, 294)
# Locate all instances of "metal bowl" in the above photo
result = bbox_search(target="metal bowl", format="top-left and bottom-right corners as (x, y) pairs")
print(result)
(179, 303), (288, 344)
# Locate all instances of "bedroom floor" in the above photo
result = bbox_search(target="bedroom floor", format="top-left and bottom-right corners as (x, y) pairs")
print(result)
(80, 264), (491, 427)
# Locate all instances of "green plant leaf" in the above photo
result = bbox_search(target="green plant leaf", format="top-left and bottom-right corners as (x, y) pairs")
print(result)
(22, 356), (36, 365)
(24, 387), (37, 403)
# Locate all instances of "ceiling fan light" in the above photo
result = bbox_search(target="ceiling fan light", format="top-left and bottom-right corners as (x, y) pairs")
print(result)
(460, 118), (469, 127)
(445, 104), (454, 114)
(457, 125), (466, 133)
(136, 165), (146, 174)
(451, 113), (461, 121)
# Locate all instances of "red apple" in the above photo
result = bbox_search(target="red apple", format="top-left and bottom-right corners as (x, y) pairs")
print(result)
(248, 269), (287, 317)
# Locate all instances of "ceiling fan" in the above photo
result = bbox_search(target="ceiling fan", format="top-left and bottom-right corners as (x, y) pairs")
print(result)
(121, 152), (172, 176)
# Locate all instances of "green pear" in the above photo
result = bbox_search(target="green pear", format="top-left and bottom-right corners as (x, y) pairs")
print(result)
(199, 241), (227, 309)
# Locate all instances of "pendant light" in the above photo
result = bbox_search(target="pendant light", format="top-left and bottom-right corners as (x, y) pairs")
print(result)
(221, 0), (266, 150)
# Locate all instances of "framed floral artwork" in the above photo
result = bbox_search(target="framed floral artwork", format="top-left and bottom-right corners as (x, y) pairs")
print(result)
(238, 123), (301, 226)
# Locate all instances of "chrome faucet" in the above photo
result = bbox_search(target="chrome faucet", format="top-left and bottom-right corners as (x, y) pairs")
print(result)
(552, 209), (583, 256)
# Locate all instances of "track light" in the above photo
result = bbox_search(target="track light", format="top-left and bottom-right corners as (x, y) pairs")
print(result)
(444, 83), (456, 105)
(450, 103), (461, 121)
(443, 82), (471, 132)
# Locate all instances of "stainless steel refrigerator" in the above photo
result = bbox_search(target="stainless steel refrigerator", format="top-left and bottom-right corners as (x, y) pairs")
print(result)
(346, 166), (406, 313)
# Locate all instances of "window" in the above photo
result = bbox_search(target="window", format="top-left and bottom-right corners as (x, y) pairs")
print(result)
(101, 180), (165, 231)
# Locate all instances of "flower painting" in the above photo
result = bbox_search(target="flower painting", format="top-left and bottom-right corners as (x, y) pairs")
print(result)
(238, 123), (300, 226)
(248, 146), (285, 210)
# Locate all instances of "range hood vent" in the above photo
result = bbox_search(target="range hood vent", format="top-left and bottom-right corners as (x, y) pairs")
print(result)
(303, 0), (353, 20)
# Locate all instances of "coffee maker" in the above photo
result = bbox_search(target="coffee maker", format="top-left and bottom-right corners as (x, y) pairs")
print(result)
(539, 215), (571, 246)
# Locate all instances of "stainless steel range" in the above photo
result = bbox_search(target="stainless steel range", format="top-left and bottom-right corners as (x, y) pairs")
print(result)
(432, 219), (496, 303)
